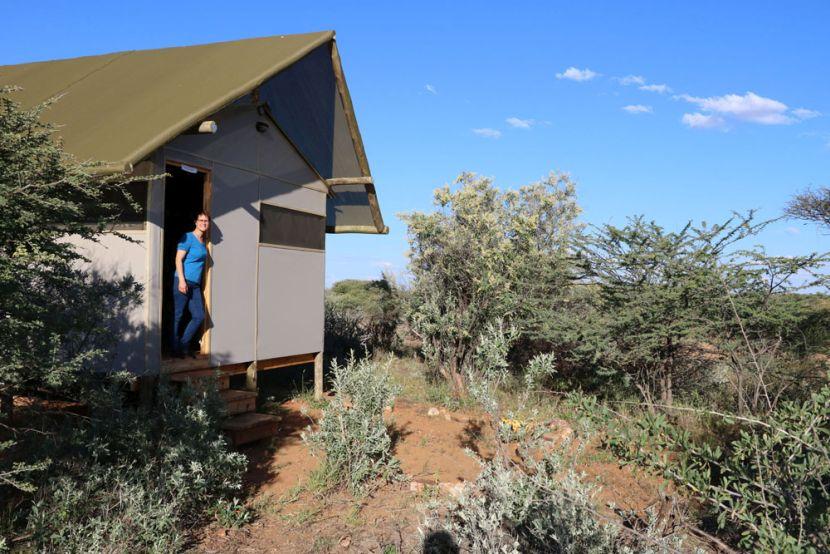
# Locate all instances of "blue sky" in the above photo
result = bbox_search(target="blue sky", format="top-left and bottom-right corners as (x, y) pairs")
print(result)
(3, 1), (829, 284)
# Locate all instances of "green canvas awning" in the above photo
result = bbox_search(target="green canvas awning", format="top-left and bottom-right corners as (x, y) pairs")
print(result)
(0, 32), (386, 234)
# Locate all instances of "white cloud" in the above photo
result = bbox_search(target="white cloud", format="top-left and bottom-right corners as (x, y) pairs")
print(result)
(793, 107), (821, 120)
(639, 83), (672, 94)
(622, 104), (653, 114)
(472, 128), (502, 139)
(506, 117), (535, 128)
(556, 67), (599, 82)
(618, 75), (645, 86)
(681, 112), (726, 129)
(424, 84), (437, 95)
(785, 226), (801, 236)
(679, 91), (794, 125)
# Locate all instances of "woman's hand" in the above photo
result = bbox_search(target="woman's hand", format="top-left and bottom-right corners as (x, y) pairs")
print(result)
(178, 279), (188, 294)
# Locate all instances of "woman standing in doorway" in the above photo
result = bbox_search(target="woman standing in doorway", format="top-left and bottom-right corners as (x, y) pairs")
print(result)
(171, 211), (210, 357)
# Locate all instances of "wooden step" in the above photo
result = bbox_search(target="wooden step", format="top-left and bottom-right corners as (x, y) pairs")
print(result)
(161, 353), (211, 373)
(221, 413), (279, 446)
(169, 369), (230, 391)
(220, 389), (257, 416)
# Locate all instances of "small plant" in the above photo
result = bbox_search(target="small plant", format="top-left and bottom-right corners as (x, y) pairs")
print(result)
(214, 497), (254, 528)
(302, 355), (401, 493)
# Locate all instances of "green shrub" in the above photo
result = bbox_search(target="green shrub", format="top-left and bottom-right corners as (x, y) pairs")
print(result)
(27, 469), (185, 553)
(565, 384), (830, 552)
(303, 356), (401, 493)
(611, 387), (829, 551)
(327, 275), (403, 352)
(23, 383), (247, 553)
(0, 88), (146, 412)
(324, 301), (369, 365)
(0, 88), (149, 496)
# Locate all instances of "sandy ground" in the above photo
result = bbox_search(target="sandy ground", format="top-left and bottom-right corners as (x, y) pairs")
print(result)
(192, 396), (671, 554)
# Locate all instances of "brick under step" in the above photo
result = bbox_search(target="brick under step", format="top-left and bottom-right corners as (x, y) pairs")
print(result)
(169, 369), (230, 391)
(220, 389), (257, 416)
(221, 412), (279, 446)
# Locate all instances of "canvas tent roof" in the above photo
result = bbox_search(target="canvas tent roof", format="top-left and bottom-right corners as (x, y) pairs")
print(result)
(0, 31), (386, 233)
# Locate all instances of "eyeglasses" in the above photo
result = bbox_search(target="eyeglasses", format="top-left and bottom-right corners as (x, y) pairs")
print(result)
(196, 218), (210, 223)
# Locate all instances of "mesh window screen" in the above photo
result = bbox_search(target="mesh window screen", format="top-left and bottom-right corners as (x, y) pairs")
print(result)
(260, 204), (325, 250)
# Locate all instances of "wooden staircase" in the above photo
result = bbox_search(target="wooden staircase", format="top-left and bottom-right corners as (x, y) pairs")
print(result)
(169, 368), (278, 446)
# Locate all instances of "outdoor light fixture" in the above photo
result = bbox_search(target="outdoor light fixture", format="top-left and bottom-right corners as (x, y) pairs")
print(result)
(197, 120), (218, 134)
(255, 121), (269, 133)
(182, 120), (218, 135)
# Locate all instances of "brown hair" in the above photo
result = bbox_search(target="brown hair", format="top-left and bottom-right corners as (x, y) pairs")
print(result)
(194, 211), (210, 222)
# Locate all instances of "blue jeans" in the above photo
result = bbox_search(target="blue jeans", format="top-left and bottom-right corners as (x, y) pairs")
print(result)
(171, 280), (205, 354)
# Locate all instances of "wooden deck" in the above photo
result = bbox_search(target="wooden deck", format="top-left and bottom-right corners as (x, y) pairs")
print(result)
(159, 352), (322, 398)
(153, 351), (324, 446)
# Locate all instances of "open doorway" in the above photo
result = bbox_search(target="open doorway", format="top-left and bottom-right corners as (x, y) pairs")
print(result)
(161, 162), (211, 358)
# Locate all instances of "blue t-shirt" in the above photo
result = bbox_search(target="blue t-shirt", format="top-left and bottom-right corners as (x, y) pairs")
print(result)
(175, 232), (207, 284)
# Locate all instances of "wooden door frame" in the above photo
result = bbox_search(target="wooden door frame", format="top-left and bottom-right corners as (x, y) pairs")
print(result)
(164, 159), (213, 356)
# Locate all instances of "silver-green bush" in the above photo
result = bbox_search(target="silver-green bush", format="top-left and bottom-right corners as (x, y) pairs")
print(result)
(303, 356), (400, 493)
(423, 442), (684, 554)
(423, 326), (683, 554)
(24, 384), (247, 553)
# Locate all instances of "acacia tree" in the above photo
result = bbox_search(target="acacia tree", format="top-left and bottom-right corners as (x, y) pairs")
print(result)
(0, 87), (143, 415)
(786, 186), (830, 230)
(401, 172), (581, 394)
(579, 213), (825, 408)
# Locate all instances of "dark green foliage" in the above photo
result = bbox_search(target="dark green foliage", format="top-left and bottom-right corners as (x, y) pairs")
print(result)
(0, 88), (151, 502)
(0, 87), (145, 405)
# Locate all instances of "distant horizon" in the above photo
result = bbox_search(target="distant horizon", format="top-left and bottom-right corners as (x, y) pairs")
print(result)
(3, 1), (827, 285)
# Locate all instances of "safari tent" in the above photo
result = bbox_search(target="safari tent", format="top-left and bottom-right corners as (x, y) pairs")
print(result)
(0, 31), (387, 408)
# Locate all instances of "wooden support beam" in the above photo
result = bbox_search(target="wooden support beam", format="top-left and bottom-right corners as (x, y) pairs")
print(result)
(258, 352), (316, 370)
(314, 351), (324, 400)
(326, 176), (374, 186)
(245, 361), (258, 392)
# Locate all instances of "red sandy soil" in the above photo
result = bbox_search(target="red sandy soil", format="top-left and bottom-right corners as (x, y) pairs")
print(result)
(193, 399), (669, 554)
